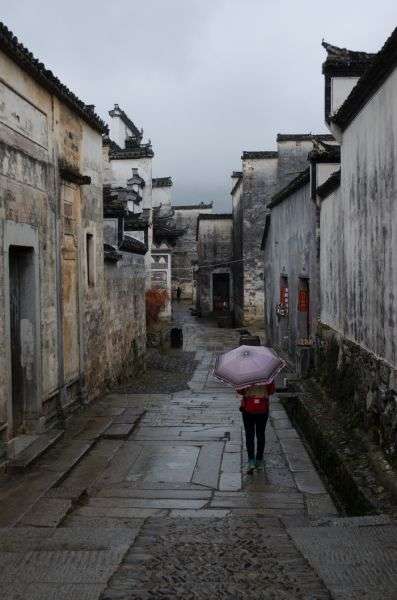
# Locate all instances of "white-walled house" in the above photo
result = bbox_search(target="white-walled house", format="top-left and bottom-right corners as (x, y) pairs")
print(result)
(318, 30), (397, 455)
(105, 105), (154, 287)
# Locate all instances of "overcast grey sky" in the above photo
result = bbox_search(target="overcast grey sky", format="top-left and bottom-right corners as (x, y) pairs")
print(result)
(2, 1), (396, 210)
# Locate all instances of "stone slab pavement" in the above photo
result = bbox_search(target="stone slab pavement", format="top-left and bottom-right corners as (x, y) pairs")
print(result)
(0, 304), (396, 598)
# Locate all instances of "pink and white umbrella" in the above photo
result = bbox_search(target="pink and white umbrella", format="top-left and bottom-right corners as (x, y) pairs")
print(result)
(214, 345), (285, 389)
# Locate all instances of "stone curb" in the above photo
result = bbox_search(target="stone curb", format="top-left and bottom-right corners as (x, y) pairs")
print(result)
(281, 388), (380, 515)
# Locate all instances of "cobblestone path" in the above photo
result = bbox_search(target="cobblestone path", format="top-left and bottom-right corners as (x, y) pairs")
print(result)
(0, 305), (396, 599)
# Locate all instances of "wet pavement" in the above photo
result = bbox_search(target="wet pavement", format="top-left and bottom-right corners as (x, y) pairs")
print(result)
(0, 303), (396, 599)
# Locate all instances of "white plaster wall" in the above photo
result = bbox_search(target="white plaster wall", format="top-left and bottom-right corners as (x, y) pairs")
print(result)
(321, 66), (397, 368)
(109, 115), (130, 149)
(152, 186), (172, 208)
(110, 157), (152, 209)
(316, 163), (340, 188)
(331, 77), (360, 116)
(242, 156), (278, 325)
(265, 182), (318, 353)
(198, 218), (233, 252)
(320, 187), (344, 330)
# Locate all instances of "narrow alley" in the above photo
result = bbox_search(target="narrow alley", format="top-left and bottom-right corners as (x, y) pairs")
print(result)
(0, 305), (395, 599)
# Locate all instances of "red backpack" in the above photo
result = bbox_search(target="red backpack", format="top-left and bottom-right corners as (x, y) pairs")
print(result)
(243, 395), (269, 414)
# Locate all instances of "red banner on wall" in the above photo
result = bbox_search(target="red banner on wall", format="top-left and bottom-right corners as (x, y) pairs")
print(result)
(280, 287), (289, 307)
(298, 289), (309, 312)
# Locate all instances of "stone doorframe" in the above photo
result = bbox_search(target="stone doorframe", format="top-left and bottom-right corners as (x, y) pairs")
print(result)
(3, 221), (42, 439)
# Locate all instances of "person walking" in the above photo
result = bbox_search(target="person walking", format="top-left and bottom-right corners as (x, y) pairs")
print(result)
(176, 286), (182, 302)
(238, 382), (275, 473)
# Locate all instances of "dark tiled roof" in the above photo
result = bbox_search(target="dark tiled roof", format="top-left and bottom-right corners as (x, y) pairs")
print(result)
(322, 41), (375, 76)
(104, 244), (122, 263)
(153, 205), (186, 245)
(308, 141), (340, 164)
(317, 169), (341, 199)
(120, 235), (147, 255)
(231, 171), (242, 178)
(103, 185), (128, 217)
(332, 28), (397, 131)
(268, 168), (310, 208)
(277, 133), (334, 142)
(108, 104), (142, 141)
(231, 174), (243, 196)
(242, 151), (278, 160)
(0, 21), (107, 134)
(197, 213), (232, 220)
(173, 202), (213, 210)
(109, 144), (154, 160)
(59, 162), (91, 185)
(124, 210), (151, 231)
(103, 136), (121, 151)
(152, 177), (173, 188)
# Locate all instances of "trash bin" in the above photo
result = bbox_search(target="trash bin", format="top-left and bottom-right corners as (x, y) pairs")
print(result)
(170, 327), (183, 348)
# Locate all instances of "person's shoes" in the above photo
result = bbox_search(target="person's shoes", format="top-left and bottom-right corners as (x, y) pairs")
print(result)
(255, 459), (264, 470)
(247, 459), (256, 474)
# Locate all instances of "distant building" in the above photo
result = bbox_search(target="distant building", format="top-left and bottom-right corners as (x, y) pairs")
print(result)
(262, 136), (339, 369)
(103, 186), (148, 379)
(170, 203), (213, 302)
(196, 214), (233, 316)
(152, 177), (173, 208)
(105, 104), (154, 287)
(232, 134), (333, 328)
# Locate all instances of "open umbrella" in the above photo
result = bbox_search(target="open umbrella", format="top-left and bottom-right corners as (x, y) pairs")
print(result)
(214, 345), (285, 389)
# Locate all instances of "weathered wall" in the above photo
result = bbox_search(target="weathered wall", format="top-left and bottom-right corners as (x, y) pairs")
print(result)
(321, 67), (397, 368)
(0, 51), (57, 441)
(79, 120), (106, 404)
(152, 186), (171, 208)
(171, 206), (212, 300)
(276, 140), (314, 189)
(238, 157), (278, 326)
(104, 252), (146, 385)
(197, 217), (233, 315)
(264, 181), (318, 357)
(0, 46), (106, 449)
(317, 66), (397, 456)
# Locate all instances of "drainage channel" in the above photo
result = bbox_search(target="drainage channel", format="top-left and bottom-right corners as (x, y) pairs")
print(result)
(281, 393), (378, 517)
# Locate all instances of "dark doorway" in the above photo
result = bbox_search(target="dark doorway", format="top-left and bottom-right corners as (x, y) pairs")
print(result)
(9, 246), (36, 436)
(212, 273), (230, 313)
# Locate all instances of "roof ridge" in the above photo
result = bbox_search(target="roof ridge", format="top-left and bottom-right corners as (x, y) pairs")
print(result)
(277, 133), (334, 142)
(322, 40), (375, 60)
(108, 104), (142, 140)
(332, 27), (397, 131)
(317, 169), (341, 199)
(242, 151), (278, 159)
(268, 168), (310, 208)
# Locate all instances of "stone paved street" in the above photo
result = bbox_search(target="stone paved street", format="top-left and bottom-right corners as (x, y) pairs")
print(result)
(0, 305), (396, 599)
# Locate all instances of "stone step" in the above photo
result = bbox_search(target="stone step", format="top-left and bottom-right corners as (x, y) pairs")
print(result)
(103, 410), (145, 439)
(8, 430), (64, 471)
